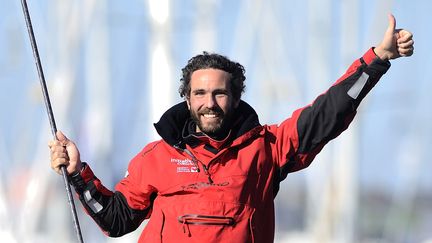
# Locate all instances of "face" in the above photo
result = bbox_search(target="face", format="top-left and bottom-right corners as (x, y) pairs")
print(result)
(187, 68), (240, 136)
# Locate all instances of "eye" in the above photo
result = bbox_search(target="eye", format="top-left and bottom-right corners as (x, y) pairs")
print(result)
(193, 90), (205, 96)
(215, 93), (227, 98)
(214, 90), (228, 98)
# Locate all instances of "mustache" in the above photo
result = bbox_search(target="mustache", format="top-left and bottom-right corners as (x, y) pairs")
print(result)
(198, 107), (223, 115)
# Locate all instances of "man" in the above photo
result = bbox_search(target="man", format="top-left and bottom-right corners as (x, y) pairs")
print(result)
(49, 14), (413, 242)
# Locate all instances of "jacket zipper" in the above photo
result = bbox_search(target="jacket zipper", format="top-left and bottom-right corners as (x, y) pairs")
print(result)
(178, 214), (235, 226)
(200, 164), (213, 184)
(178, 214), (235, 237)
(175, 146), (213, 184)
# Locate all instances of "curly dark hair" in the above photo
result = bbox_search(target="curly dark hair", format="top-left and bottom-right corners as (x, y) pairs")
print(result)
(179, 52), (246, 101)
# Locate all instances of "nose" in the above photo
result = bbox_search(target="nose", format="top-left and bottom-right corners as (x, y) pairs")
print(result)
(205, 94), (217, 108)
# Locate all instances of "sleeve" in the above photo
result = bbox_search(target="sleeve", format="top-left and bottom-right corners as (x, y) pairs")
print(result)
(70, 151), (157, 237)
(274, 48), (391, 182)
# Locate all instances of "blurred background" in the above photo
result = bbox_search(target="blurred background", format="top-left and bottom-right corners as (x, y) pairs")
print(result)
(0, 0), (431, 242)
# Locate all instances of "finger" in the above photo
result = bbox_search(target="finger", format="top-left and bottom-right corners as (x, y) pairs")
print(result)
(386, 13), (396, 36)
(50, 146), (69, 163)
(398, 39), (414, 48)
(398, 45), (414, 51)
(50, 145), (67, 155)
(53, 157), (69, 165)
(48, 140), (63, 148)
(397, 30), (413, 43)
(51, 150), (69, 160)
(51, 158), (70, 174)
(399, 51), (413, 57)
(56, 130), (69, 144)
(398, 46), (414, 57)
(50, 142), (67, 150)
(51, 158), (66, 168)
(52, 157), (70, 168)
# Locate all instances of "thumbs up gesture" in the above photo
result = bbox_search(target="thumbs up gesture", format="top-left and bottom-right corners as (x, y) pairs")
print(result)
(374, 14), (414, 61)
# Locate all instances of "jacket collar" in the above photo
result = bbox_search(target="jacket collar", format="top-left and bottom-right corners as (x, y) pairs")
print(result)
(153, 100), (261, 148)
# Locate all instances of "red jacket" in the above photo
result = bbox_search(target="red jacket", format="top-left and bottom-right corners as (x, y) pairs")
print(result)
(71, 48), (390, 242)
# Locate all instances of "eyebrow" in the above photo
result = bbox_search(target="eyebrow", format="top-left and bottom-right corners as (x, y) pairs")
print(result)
(191, 88), (229, 94)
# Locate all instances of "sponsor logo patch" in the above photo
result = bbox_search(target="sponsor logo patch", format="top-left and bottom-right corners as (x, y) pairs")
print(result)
(171, 158), (198, 173)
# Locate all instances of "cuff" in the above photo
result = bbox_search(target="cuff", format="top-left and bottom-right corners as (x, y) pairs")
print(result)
(69, 162), (94, 193)
(363, 47), (380, 65)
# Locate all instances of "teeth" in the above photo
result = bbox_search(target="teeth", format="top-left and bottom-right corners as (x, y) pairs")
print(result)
(203, 114), (217, 118)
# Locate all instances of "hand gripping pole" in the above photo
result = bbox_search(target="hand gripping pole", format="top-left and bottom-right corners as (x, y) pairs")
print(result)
(20, 1), (84, 242)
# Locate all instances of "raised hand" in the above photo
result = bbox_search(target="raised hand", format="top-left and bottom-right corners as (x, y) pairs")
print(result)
(374, 14), (414, 61)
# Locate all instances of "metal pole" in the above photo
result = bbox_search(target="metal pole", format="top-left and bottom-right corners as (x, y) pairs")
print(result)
(20, 0), (84, 242)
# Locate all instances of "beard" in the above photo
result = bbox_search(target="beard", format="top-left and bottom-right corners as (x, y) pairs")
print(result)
(190, 105), (234, 137)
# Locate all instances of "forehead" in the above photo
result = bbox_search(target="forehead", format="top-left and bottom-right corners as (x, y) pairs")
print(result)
(190, 68), (232, 89)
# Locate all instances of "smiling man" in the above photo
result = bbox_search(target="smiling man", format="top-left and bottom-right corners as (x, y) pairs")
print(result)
(49, 14), (413, 243)
(186, 68), (239, 137)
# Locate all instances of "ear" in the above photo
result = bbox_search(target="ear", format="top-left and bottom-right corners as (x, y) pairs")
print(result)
(186, 98), (191, 110)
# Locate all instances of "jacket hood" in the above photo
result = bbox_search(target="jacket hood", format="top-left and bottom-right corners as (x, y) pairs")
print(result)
(154, 100), (261, 147)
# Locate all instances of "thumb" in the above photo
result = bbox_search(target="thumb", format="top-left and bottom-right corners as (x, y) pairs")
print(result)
(386, 13), (396, 35)
(56, 130), (69, 144)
